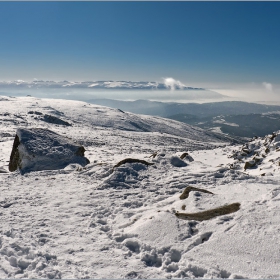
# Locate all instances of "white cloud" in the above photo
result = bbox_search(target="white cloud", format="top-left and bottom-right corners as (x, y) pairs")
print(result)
(262, 82), (273, 91)
(163, 77), (186, 91)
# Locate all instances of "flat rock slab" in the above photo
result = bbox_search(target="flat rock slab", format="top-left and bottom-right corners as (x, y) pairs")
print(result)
(9, 128), (89, 172)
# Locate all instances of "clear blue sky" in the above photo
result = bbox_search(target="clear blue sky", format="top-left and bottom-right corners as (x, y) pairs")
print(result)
(0, 1), (279, 89)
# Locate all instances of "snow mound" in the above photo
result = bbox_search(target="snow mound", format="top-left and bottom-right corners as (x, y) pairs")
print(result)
(102, 161), (150, 189)
(9, 128), (89, 172)
(170, 156), (188, 167)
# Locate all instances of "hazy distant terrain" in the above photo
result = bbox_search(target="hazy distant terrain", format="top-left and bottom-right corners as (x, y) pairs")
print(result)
(169, 113), (280, 138)
(89, 99), (280, 138)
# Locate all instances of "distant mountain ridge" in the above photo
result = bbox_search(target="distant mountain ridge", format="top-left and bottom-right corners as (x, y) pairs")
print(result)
(0, 80), (205, 90)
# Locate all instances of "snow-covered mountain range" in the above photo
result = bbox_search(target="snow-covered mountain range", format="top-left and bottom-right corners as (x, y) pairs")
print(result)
(0, 80), (205, 90)
(1, 96), (280, 279)
(0, 80), (228, 103)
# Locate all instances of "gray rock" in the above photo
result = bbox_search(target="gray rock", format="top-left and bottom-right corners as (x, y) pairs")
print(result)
(9, 128), (89, 172)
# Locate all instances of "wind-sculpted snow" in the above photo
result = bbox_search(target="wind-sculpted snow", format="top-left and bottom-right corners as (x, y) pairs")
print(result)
(0, 96), (280, 278)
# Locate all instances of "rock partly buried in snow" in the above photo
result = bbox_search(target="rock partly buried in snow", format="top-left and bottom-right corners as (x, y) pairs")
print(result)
(113, 158), (154, 169)
(244, 160), (256, 170)
(175, 203), (241, 221)
(9, 128), (89, 172)
(179, 186), (214, 200)
(180, 152), (194, 162)
(42, 114), (72, 126)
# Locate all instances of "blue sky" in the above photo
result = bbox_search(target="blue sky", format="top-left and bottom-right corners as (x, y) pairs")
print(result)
(0, 2), (280, 101)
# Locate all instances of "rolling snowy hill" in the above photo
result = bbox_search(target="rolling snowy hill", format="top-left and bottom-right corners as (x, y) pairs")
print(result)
(0, 96), (280, 279)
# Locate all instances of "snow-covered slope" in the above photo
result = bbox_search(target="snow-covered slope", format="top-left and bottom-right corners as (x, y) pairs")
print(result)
(0, 96), (240, 160)
(0, 96), (279, 279)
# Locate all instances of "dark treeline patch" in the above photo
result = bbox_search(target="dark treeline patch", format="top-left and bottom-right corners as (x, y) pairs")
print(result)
(180, 186), (214, 200)
(175, 203), (241, 221)
(114, 158), (154, 169)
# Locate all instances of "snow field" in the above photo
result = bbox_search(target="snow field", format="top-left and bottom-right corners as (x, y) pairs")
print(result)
(0, 96), (280, 278)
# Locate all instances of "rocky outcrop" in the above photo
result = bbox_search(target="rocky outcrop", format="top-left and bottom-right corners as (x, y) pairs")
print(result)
(229, 131), (280, 172)
(9, 128), (89, 172)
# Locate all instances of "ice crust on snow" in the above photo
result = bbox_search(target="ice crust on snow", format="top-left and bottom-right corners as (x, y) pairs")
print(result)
(0, 96), (280, 279)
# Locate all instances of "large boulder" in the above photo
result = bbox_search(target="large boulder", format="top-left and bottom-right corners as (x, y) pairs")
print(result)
(9, 128), (90, 172)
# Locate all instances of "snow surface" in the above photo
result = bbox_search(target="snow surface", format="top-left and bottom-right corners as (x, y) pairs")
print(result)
(0, 96), (280, 279)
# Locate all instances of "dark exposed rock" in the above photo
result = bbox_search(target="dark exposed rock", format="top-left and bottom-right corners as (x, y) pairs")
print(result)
(149, 151), (158, 158)
(180, 152), (189, 159)
(180, 186), (214, 200)
(9, 134), (20, 172)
